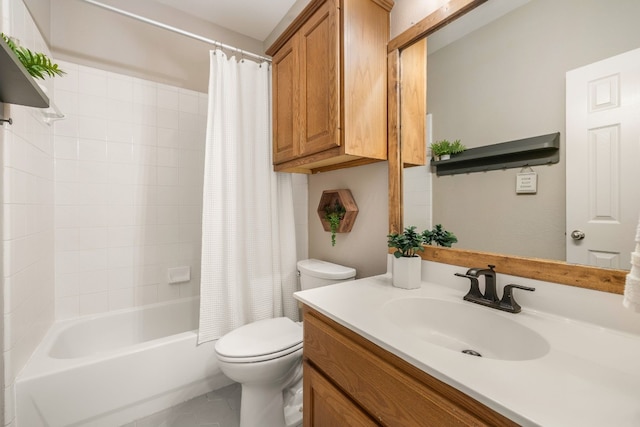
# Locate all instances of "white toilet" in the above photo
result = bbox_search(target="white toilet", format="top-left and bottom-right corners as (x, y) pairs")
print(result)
(214, 259), (356, 427)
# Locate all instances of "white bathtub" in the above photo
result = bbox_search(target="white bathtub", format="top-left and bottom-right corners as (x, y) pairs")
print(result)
(15, 297), (233, 427)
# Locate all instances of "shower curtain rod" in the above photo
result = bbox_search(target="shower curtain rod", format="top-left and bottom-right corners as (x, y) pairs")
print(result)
(82, 0), (272, 63)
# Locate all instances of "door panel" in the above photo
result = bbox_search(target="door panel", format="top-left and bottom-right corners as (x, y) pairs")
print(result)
(566, 47), (640, 268)
(272, 37), (299, 164)
(299, 0), (340, 157)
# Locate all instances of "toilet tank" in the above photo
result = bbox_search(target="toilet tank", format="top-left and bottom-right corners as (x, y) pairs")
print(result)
(297, 259), (356, 290)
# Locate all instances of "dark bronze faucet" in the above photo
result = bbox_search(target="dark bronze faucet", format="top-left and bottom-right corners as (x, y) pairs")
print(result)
(455, 265), (535, 313)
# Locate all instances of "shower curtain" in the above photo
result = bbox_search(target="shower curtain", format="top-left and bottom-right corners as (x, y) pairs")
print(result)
(198, 50), (298, 344)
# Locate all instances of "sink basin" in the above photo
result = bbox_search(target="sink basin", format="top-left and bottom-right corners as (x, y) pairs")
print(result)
(382, 298), (550, 361)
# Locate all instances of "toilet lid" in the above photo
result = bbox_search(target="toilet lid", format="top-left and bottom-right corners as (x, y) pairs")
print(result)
(215, 317), (303, 360)
(297, 259), (356, 280)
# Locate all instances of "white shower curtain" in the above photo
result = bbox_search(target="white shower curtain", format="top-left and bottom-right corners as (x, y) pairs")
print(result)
(198, 50), (298, 344)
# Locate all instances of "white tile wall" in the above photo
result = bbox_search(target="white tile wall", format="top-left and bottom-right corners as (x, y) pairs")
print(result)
(403, 165), (433, 231)
(1, 2), (56, 425)
(53, 61), (207, 320)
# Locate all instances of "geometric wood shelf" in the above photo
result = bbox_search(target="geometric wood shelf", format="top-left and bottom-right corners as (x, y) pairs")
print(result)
(317, 189), (358, 233)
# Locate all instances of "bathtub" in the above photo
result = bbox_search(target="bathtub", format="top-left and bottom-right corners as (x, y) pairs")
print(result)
(15, 297), (233, 427)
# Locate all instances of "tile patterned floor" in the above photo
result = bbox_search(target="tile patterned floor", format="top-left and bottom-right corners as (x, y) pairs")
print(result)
(122, 383), (241, 427)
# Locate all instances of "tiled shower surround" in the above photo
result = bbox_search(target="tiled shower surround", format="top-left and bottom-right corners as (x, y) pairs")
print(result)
(53, 61), (208, 320)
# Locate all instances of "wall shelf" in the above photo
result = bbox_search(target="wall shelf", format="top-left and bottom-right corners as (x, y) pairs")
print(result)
(0, 37), (49, 108)
(431, 132), (560, 176)
(317, 189), (358, 233)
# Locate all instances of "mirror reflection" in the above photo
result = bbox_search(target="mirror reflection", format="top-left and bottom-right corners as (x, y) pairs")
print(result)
(403, 0), (640, 270)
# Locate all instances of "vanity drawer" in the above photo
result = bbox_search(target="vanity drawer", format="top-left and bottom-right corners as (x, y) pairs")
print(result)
(303, 307), (517, 426)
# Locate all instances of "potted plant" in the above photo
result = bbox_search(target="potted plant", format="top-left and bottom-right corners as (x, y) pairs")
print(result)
(449, 139), (466, 156)
(324, 201), (346, 247)
(387, 226), (424, 289)
(422, 224), (458, 247)
(429, 139), (452, 161)
(430, 139), (466, 161)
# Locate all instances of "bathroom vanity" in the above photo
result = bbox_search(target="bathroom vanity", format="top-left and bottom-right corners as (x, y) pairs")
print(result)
(303, 307), (515, 426)
(295, 264), (640, 426)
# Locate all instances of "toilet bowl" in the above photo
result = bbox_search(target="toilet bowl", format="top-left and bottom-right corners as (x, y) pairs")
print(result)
(214, 259), (356, 427)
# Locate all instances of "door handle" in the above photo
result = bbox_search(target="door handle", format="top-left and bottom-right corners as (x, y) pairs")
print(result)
(570, 230), (585, 240)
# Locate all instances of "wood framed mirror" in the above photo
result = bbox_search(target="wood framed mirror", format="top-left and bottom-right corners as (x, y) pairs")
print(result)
(387, 0), (628, 294)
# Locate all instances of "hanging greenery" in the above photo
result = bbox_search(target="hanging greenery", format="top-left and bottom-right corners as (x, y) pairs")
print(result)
(1, 33), (66, 79)
(324, 201), (346, 247)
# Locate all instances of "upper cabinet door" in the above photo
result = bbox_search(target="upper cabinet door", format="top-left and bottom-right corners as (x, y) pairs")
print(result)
(298, 0), (341, 157)
(267, 0), (391, 173)
(272, 36), (300, 164)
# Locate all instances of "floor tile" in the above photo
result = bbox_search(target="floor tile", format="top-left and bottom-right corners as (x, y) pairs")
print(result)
(129, 383), (241, 427)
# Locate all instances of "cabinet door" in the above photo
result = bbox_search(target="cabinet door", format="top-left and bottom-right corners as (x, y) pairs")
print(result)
(304, 362), (378, 427)
(298, 0), (341, 157)
(400, 38), (427, 166)
(272, 35), (299, 164)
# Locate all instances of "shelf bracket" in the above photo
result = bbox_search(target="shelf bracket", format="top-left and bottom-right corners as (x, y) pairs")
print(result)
(0, 102), (13, 126)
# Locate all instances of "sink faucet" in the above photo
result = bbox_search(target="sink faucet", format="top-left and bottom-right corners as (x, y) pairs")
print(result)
(455, 265), (535, 313)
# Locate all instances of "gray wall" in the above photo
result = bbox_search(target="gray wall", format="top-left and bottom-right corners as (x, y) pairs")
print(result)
(428, 0), (640, 260)
(308, 163), (389, 278)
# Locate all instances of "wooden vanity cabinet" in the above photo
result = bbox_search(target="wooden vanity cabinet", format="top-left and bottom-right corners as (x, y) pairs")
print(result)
(266, 0), (392, 174)
(302, 306), (518, 427)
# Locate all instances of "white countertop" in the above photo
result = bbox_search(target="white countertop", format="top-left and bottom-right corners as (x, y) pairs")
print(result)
(294, 272), (640, 427)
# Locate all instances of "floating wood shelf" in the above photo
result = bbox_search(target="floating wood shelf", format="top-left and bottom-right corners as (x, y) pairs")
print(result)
(317, 189), (358, 233)
(431, 132), (560, 176)
(0, 37), (49, 108)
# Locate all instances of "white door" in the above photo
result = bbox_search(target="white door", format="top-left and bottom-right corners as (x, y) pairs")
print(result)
(566, 48), (640, 269)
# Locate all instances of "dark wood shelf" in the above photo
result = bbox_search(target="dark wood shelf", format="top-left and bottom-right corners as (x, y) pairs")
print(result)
(431, 132), (560, 176)
(0, 37), (49, 108)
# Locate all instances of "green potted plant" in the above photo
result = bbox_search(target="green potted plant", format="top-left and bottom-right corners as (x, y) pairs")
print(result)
(422, 224), (458, 247)
(430, 139), (466, 161)
(1, 33), (66, 79)
(387, 226), (423, 289)
(429, 139), (452, 161)
(449, 139), (466, 156)
(324, 201), (346, 247)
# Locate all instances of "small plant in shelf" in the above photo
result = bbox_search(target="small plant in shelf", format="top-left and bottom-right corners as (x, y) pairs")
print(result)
(1, 33), (66, 79)
(324, 201), (346, 247)
(422, 224), (458, 248)
(430, 139), (466, 161)
(449, 140), (466, 155)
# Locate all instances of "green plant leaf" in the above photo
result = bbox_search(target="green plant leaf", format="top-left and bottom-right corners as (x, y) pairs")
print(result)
(387, 226), (425, 257)
(1, 32), (66, 80)
(422, 224), (458, 247)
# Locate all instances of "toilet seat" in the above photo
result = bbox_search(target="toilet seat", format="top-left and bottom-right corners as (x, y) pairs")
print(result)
(215, 317), (303, 363)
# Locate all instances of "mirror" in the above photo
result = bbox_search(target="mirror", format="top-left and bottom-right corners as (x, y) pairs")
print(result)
(401, 0), (640, 271)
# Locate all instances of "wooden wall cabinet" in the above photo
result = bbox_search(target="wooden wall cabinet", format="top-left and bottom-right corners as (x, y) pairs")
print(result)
(400, 38), (427, 167)
(302, 306), (518, 427)
(266, 0), (393, 174)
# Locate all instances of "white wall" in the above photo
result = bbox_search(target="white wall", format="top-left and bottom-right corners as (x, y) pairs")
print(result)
(50, 0), (265, 93)
(1, 2), (56, 425)
(52, 60), (207, 319)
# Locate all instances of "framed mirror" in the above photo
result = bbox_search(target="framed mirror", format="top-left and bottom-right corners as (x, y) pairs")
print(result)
(388, 0), (634, 293)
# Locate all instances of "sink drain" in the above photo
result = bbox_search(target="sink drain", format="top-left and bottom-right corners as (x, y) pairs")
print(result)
(462, 349), (482, 357)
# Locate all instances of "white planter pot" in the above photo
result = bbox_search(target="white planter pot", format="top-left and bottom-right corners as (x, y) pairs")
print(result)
(392, 256), (421, 289)
(440, 154), (451, 160)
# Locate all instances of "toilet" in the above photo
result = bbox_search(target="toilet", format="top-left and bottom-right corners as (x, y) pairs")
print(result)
(214, 259), (356, 427)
